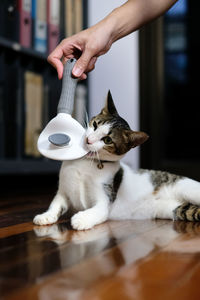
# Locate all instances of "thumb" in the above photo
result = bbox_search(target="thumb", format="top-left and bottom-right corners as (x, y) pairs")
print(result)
(72, 50), (92, 77)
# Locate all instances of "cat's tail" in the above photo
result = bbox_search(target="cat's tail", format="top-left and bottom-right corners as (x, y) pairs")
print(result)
(174, 202), (200, 221)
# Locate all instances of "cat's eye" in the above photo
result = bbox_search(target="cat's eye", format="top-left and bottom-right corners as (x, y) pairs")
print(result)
(103, 136), (112, 144)
(93, 121), (97, 131)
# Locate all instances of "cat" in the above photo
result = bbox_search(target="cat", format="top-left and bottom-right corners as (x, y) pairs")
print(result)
(33, 91), (200, 230)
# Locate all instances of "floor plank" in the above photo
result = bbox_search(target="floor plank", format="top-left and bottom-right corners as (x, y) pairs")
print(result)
(1, 195), (200, 299)
(0, 222), (34, 239)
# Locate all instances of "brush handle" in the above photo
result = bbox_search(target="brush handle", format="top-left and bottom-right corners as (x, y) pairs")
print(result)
(57, 58), (78, 114)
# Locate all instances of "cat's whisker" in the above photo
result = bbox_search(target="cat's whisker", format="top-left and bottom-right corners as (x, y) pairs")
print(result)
(90, 153), (96, 167)
(95, 149), (101, 164)
(80, 156), (87, 163)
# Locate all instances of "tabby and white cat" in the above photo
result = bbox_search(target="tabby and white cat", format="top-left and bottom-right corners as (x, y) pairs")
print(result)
(34, 91), (200, 230)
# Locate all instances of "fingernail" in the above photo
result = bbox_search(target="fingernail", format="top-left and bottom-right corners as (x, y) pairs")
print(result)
(73, 66), (82, 77)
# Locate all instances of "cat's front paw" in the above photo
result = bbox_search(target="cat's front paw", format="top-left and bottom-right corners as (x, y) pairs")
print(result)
(33, 211), (58, 225)
(71, 211), (95, 230)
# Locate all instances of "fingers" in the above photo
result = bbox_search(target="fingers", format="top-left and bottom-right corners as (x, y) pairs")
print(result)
(87, 57), (97, 72)
(48, 46), (90, 79)
(72, 57), (97, 81)
(48, 40), (97, 80)
(80, 73), (87, 80)
(47, 45), (67, 79)
(72, 48), (94, 77)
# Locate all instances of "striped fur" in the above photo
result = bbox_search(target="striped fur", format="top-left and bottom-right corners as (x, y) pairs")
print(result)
(174, 203), (200, 221)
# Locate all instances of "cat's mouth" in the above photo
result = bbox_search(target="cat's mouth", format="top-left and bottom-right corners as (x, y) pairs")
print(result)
(86, 151), (97, 158)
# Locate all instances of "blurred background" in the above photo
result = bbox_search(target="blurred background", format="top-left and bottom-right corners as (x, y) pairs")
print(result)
(0, 0), (199, 195)
(139, 0), (200, 179)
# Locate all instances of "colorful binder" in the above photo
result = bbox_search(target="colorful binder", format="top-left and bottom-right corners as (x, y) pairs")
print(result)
(74, 0), (83, 34)
(65, 0), (73, 37)
(19, 0), (32, 48)
(24, 71), (43, 157)
(47, 0), (60, 54)
(33, 0), (47, 53)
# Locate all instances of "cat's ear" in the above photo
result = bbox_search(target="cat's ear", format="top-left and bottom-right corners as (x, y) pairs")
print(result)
(126, 130), (149, 148)
(101, 90), (119, 116)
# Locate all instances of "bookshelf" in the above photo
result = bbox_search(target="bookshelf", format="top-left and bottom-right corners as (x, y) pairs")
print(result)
(140, 1), (200, 180)
(0, 0), (87, 182)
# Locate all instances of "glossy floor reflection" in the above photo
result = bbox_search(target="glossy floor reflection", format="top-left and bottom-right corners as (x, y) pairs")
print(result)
(1, 195), (200, 299)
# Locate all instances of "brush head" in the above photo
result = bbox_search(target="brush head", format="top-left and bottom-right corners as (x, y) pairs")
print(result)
(37, 113), (88, 161)
(48, 133), (71, 147)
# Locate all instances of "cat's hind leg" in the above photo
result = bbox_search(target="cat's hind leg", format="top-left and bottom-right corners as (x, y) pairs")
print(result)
(175, 177), (200, 206)
(33, 193), (68, 225)
(171, 177), (200, 221)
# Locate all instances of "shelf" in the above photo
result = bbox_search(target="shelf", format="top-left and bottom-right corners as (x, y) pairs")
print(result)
(0, 159), (61, 175)
(0, 1), (88, 180)
(0, 37), (47, 61)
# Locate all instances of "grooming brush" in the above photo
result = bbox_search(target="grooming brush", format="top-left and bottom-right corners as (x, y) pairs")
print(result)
(37, 58), (88, 160)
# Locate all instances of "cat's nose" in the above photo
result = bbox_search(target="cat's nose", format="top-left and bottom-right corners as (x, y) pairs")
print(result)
(86, 137), (92, 144)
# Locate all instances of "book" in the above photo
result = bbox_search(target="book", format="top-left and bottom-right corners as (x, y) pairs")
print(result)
(64, 0), (73, 37)
(4, 56), (19, 158)
(15, 81), (23, 158)
(59, 0), (65, 41)
(31, 0), (36, 48)
(47, 0), (60, 53)
(24, 71), (43, 157)
(34, 0), (47, 53)
(19, 0), (32, 48)
(64, 0), (83, 38)
(74, 0), (83, 34)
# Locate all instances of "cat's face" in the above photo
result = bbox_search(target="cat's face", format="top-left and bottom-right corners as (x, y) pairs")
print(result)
(85, 91), (149, 161)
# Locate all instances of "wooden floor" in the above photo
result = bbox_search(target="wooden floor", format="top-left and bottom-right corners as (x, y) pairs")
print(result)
(1, 192), (200, 300)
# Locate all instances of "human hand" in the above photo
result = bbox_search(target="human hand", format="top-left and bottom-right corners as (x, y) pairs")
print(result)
(47, 23), (113, 80)
(48, 0), (178, 80)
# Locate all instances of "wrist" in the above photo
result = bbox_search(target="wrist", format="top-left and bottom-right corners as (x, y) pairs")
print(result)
(99, 4), (135, 44)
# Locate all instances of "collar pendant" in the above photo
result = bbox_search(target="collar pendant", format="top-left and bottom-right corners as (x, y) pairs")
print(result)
(97, 162), (104, 169)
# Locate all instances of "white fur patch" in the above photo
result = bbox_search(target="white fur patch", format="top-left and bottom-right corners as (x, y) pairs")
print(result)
(86, 124), (111, 152)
